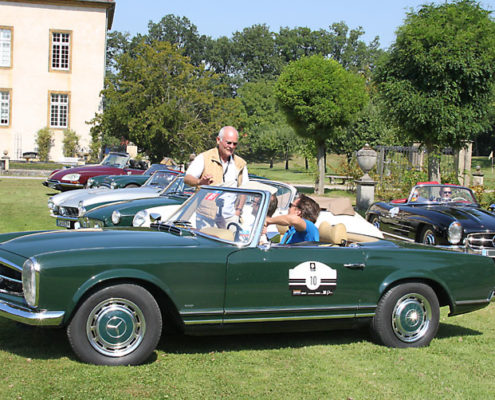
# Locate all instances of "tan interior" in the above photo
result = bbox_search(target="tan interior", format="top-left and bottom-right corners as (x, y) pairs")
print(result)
(200, 227), (235, 241)
(318, 221), (348, 245)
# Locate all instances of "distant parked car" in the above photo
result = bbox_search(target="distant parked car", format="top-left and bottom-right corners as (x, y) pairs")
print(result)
(78, 176), (194, 229)
(49, 170), (181, 228)
(43, 152), (147, 191)
(366, 182), (495, 257)
(86, 164), (177, 189)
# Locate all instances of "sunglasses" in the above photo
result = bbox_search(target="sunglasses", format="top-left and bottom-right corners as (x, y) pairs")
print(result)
(443, 191), (452, 195)
(290, 202), (300, 209)
(223, 140), (238, 146)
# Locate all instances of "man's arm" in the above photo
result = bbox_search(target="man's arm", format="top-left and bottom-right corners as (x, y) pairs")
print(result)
(184, 154), (213, 186)
(266, 214), (307, 232)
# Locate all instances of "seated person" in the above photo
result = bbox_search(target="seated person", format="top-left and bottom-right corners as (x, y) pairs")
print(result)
(265, 194), (320, 244)
(410, 189), (427, 202)
(439, 186), (452, 202)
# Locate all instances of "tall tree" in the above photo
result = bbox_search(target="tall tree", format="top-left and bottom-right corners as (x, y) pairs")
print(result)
(91, 41), (244, 163)
(375, 0), (495, 181)
(275, 55), (368, 194)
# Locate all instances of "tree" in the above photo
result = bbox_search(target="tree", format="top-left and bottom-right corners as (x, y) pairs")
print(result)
(375, 0), (495, 181)
(91, 40), (244, 163)
(275, 55), (368, 194)
(35, 127), (54, 162)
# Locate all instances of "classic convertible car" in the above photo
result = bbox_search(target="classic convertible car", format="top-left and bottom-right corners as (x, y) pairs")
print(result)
(86, 164), (172, 189)
(366, 182), (495, 257)
(43, 152), (148, 191)
(0, 185), (493, 366)
(77, 176), (194, 229)
(49, 169), (180, 228)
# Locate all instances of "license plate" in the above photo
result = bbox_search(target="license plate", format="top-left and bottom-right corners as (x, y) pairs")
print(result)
(56, 219), (73, 228)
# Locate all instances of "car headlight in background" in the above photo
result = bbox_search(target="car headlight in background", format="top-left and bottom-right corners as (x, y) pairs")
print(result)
(448, 221), (463, 244)
(22, 257), (40, 308)
(47, 199), (54, 210)
(111, 210), (121, 225)
(78, 201), (86, 216)
(87, 178), (94, 187)
(133, 210), (148, 227)
(62, 173), (80, 182)
(111, 181), (117, 189)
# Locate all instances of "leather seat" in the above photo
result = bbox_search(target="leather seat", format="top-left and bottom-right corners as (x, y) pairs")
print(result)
(318, 221), (347, 245)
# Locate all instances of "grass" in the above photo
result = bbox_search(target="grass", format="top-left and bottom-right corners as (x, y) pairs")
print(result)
(0, 177), (494, 398)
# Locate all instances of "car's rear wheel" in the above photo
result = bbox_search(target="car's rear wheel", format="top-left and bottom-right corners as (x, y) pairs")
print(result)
(371, 283), (439, 348)
(420, 226), (436, 245)
(67, 284), (162, 366)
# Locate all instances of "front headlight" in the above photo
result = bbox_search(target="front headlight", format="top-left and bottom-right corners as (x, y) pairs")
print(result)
(48, 199), (54, 210)
(22, 258), (40, 308)
(62, 173), (80, 182)
(87, 178), (94, 187)
(110, 181), (117, 189)
(448, 221), (463, 244)
(78, 201), (86, 216)
(111, 210), (121, 225)
(133, 210), (148, 227)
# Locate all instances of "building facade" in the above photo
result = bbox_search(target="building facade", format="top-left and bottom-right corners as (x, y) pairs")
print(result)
(0, 0), (115, 161)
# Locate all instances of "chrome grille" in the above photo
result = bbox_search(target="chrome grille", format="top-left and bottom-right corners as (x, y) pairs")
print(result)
(466, 232), (495, 251)
(0, 260), (23, 296)
(59, 206), (79, 217)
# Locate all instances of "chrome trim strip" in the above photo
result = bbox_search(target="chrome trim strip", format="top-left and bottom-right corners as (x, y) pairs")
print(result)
(382, 232), (415, 242)
(455, 298), (491, 306)
(0, 299), (64, 326)
(56, 216), (78, 222)
(224, 305), (358, 314)
(0, 256), (22, 272)
(183, 312), (374, 325)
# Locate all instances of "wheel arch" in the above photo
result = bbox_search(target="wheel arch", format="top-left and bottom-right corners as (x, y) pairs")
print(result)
(379, 277), (452, 310)
(65, 275), (183, 332)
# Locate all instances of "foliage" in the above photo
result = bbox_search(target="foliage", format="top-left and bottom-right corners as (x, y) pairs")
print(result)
(375, 166), (429, 201)
(375, 0), (495, 179)
(91, 40), (244, 163)
(35, 127), (54, 162)
(275, 55), (369, 193)
(62, 129), (80, 157)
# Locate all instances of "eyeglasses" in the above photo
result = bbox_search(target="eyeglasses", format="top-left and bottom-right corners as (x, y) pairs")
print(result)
(290, 202), (300, 209)
(223, 140), (238, 147)
(443, 191), (452, 195)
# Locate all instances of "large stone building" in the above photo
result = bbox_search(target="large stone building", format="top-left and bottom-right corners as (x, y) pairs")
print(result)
(0, 0), (115, 161)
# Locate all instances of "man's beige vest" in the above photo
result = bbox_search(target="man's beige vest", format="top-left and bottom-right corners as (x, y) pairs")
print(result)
(201, 147), (246, 186)
(197, 148), (247, 221)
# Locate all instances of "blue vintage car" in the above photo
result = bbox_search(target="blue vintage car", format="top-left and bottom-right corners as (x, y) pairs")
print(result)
(0, 185), (493, 366)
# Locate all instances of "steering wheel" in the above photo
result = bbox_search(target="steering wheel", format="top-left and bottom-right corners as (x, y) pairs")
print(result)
(452, 197), (466, 202)
(227, 221), (242, 241)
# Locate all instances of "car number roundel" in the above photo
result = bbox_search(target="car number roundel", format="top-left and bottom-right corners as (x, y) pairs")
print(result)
(289, 261), (337, 296)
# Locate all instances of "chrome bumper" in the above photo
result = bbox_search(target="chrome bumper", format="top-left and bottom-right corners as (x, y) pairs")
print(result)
(0, 299), (64, 326)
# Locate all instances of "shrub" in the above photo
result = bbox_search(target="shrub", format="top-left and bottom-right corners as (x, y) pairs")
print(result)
(35, 127), (54, 161)
(62, 129), (80, 157)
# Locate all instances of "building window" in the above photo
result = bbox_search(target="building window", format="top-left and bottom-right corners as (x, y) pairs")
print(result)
(50, 93), (69, 128)
(0, 90), (10, 126)
(50, 31), (71, 71)
(0, 27), (12, 68)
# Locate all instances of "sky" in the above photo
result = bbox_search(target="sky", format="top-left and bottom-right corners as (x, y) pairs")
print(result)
(110, 0), (495, 49)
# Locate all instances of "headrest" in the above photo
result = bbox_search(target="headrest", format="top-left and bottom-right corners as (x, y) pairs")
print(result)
(319, 221), (347, 245)
(277, 224), (289, 235)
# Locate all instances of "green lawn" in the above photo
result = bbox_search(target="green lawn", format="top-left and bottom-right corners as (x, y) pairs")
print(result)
(0, 178), (494, 399)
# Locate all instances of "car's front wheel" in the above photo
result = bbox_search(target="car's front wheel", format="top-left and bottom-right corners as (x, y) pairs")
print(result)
(368, 214), (380, 229)
(420, 226), (436, 245)
(371, 283), (439, 348)
(67, 284), (162, 366)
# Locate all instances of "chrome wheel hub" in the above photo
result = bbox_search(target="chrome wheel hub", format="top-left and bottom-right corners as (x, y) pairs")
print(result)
(392, 293), (431, 343)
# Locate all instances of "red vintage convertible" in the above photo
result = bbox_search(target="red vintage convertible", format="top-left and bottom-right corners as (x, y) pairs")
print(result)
(43, 152), (147, 191)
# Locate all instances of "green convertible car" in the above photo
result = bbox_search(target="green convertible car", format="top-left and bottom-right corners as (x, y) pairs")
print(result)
(0, 185), (494, 366)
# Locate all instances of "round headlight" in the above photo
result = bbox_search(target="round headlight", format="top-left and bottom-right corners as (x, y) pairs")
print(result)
(87, 178), (94, 187)
(448, 221), (463, 244)
(47, 199), (54, 210)
(111, 210), (121, 225)
(133, 210), (148, 227)
(22, 257), (40, 307)
(62, 173), (80, 181)
(78, 201), (86, 216)
(111, 182), (117, 189)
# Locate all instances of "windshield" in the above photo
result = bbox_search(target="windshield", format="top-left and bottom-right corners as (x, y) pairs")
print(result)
(160, 177), (194, 196)
(143, 170), (178, 188)
(100, 153), (129, 168)
(408, 185), (477, 205)
(165, 187), (265, 244)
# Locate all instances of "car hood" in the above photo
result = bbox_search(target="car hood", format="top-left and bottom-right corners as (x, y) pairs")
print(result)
(429, 205), (495, 230)
(51, 187), (111, 206)
(86, 196), (185, 218)
(62, 187), (162, 208)
(49, 165), (117, 180)
(0, 229), (204, 259)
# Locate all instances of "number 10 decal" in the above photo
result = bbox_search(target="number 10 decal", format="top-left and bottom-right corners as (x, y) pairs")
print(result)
(289, 261), (337, 296)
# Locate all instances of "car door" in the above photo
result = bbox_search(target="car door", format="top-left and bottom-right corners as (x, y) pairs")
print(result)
(223, 245), (371, 324)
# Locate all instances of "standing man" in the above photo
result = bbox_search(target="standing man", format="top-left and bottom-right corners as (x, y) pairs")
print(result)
(185, 126), (249, 228)
(184, 126), (248, 188)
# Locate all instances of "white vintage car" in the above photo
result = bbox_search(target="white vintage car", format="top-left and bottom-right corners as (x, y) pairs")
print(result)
(133, 179), (383, 239)
(48, 170), (180, 228)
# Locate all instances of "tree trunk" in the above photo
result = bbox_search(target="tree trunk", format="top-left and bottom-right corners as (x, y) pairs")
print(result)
(305, 158), (308, 170)
(270, 158), (273, 168)
(426, 145), (441, 182)
(316, 143), (326, 195)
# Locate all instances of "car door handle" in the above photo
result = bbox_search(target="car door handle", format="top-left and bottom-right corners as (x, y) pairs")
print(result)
(344, 263), (366, 270)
